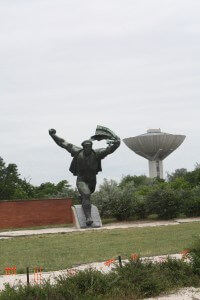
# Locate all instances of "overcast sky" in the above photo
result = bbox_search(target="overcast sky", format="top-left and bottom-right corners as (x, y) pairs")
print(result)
(0, 0), (200, 188)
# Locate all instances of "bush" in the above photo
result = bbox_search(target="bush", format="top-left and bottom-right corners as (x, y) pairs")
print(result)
(92, 180), (137, 221)
(91, 179), (120, 218)
(92, 171), (200, 221)
(131, 195), (147, 219)
(133, 185), (154, 219)
(109, 182), (136, 221)
(114, 258), (167, 298)
(145, 186), (180, 219)
(182, 186), (200, 217)
(189, 236), (200, 275)
(55, 269), (111, 299)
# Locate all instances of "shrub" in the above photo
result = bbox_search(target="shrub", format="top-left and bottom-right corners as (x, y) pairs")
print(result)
(145, 186), (180, 219)
(133, 185), (154, 219)
(158, 258), (196, 286)
(114, 258), (167, 298)
(91, 179), (120, 218)
(182, 186), (200, 217)
(55, 269), (111, 299)
(92, 180), (137, 221)
(109, 182), (136, 221)
(131, 195), (147, 219)
(189, 236), (200, 275)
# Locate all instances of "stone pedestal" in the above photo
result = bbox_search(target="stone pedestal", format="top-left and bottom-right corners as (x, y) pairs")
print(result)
(72, 205), (102, 229)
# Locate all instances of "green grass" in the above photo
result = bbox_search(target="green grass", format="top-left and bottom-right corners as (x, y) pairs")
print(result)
(0, 222), (200, 275)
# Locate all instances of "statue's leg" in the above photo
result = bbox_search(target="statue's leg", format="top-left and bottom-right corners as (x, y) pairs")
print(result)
(76, 180), (93, 226)
(88, 180), (96, 194)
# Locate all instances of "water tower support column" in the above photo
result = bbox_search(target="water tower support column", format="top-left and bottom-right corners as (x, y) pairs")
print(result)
(148, 160), (163, 179)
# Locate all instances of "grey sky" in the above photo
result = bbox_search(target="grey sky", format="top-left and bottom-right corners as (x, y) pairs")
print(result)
(0, 0), (200, 187)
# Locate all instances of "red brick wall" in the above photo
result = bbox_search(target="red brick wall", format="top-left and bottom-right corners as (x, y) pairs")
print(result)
(0, 198), (73, 229)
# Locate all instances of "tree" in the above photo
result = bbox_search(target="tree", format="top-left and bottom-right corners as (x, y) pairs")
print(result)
(0, 157), (77, 201)
(169, 177), (190, 190)
(167, 165), (200, 187)
(166, 168), (188, 182)
(119, 175), (151, 188)
(184, 168), (200, 187)
(0, 157), (32, 200)
(33, 180), (75, 199)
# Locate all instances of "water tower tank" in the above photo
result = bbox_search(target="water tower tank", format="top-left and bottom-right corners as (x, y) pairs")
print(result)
(123, 129), (186, 178)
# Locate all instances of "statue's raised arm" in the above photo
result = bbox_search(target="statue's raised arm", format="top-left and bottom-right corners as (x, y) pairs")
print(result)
(49, 128), (76, 153)
(91, 125), (120, 159)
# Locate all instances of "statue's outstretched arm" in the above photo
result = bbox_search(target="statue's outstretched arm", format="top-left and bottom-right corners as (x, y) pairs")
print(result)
(49, 128), (73, 153)
(96, 138), (121, 159)
(106, 138), (121, 154)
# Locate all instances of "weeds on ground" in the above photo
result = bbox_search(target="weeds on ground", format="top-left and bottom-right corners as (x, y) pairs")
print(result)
(189, 236), (200, 275)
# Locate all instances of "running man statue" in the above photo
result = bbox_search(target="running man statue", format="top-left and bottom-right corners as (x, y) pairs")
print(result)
(49, 126), (120, 226)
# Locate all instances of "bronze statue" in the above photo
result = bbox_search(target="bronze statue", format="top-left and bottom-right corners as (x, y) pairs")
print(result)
(49, 126), (120, 226)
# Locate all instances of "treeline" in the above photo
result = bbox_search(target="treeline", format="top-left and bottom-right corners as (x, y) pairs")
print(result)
(1, 156), (200, 220)
(0, 157), (78, 201)
(92, 165), (200, 220)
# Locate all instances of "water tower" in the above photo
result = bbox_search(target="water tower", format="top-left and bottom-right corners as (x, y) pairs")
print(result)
(123, 129), (186, 179)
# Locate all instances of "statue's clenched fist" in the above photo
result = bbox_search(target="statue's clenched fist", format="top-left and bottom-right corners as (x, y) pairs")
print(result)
(49, 128), (56, 136)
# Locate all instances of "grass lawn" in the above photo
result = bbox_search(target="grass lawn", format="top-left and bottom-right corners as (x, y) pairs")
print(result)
(0, 222), (200, 274)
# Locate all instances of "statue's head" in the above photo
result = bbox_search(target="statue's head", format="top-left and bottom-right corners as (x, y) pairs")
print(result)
(81, 140), (93, 156)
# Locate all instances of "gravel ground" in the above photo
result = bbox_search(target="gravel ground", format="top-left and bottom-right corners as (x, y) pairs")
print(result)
(146, 287), (200, 300)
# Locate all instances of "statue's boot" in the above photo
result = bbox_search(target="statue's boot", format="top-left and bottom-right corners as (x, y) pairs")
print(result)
(86, 217), (93, 226)
(82, 202), (93, 226)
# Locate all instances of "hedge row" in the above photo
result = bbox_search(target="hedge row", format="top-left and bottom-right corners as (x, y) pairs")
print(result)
(92, 173), (200, 221)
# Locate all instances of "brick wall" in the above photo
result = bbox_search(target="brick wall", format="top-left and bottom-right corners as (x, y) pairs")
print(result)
(0, 198), (73, 229)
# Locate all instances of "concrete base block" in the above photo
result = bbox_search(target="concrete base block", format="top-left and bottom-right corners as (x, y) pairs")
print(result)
(72, 205), (102, 229)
